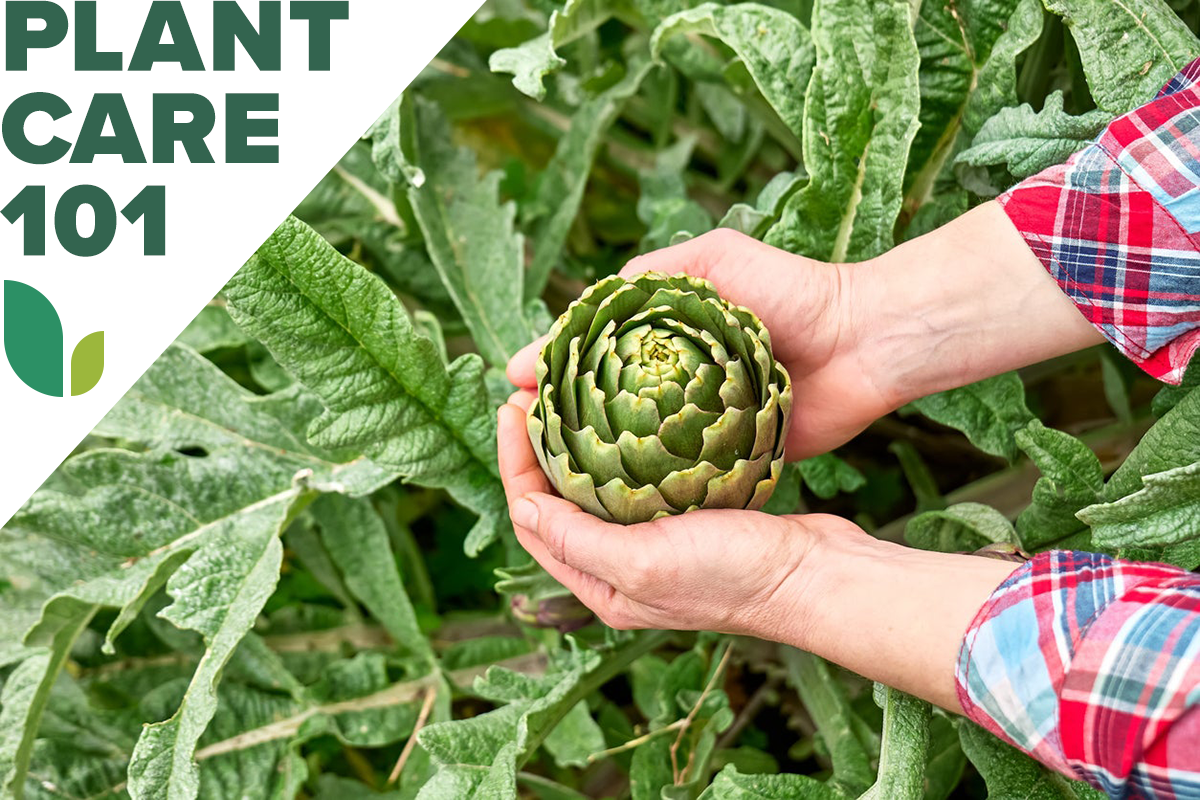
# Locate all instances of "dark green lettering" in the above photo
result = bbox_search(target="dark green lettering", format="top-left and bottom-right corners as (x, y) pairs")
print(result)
(3, 93), (71, 164)
(74, 1), (121, 70)
(214, 1), (281, 70)
(71, 94), (146, 163)
(129, 1), (204, 71)
(289, 1), (348, 71)
(6, 2), (68, 70)
(152, 94), (215, 163)
(226, 93), (279, 163)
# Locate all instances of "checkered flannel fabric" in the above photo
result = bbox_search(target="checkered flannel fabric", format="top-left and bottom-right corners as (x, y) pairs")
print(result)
(998, 58), (1200, 384)
(957, 551), (1200, 798)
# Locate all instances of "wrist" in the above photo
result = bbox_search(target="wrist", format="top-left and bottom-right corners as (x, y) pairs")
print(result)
(845, 202), (1104, 407)
(765, 524), (1019, 711)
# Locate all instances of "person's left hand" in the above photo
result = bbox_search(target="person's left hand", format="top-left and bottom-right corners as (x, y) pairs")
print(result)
(497, 391), (861, 636)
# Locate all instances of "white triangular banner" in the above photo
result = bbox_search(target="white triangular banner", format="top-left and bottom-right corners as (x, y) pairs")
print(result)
(0, 0), (482, 525)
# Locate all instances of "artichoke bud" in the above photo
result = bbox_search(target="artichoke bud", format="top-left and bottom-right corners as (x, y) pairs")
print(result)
(968, 542), (1031, 563)
(528, 272), (793, 524)
(511, 594), (595, 632)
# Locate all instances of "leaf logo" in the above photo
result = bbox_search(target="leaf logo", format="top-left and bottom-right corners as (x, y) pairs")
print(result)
(3, 280), (104, 397)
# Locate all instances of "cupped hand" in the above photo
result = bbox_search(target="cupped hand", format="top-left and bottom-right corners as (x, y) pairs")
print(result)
(508, 229), (896, 460)
(497, 392), (865, 637)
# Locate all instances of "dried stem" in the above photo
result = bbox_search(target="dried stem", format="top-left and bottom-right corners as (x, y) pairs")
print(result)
(387, 685), (439, 785)
(671, 643), (734, 785)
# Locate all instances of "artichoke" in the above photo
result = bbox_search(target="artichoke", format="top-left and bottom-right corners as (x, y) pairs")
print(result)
(528, 272), (792, 524)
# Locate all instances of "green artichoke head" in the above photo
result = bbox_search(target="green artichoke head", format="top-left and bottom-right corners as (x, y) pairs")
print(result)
(528, 272), (793, 524)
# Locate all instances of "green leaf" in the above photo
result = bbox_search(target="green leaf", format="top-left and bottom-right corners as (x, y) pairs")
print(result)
(909, 373), (1035, 461)
(698, 764), (842, 798)
(1080, 461), (1200, 548)
(489, 0), (617, 100)
(718, 172), (806, 240)
(1016, 420), (1104, 498)
(525, 60), (656, 300)
(637, 137), (714, 250)
(399, 97), (536, 368)
(651, 3), (816, 139)
(905, 502), (1015, 553)
(176, 305), (251, 353)
(1152, 360), (1199, 417)
(1043, 0), (1200, 114)
(904, 0), (1043, 218)
(95, 343), (394, 497)
(311, 495), (433, 664)
(859, 686), (931, 800)
(957, 92), (1108, 179)
(1105, 387), (1200, 501)
(781, 648), (874, 793)
(224, 216), (508, 555)
(3, 280), (64, 398)
(959, 722), (1105, 799)
(126, 502), (289, 798)
(764, 0), (920, 262)
(798, 454), (866, 500)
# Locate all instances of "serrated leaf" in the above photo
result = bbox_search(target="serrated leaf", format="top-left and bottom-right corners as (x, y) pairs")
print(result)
(909, 372), (1035, 461)
(311, 495), (432, 663)
(525, 60), (656, 300)
(224, 216), (508, 554)
(95, 343), (394, 497)
(1080, 462), (1200, 548)
(957, 92), (1108, 178)
(764, 0), (920, 261)
(1044, 0), (1200, 114)
(489, 0), (616, 100)
(399, 97), (537, 368)
(651, 3), (816, 139)
(906, 502), (1015, 552)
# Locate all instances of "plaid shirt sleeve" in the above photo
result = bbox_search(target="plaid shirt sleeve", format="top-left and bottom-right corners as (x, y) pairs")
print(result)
(998, 59), (1200, 385)
(956, 551), (1200, 797)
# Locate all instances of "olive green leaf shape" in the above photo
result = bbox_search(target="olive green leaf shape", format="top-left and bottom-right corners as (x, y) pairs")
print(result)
(528, 272), (792, 524)
(860, 685), (932, 800)
(69, 331), (103, 396)
(3, 280), (64, 398)
(764, 0), (921, 262)
(224, 216), (508, 554)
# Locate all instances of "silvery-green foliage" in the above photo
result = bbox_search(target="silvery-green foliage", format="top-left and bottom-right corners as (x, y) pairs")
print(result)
(3, 0), (1200, 795)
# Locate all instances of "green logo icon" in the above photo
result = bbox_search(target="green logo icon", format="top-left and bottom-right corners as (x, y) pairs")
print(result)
(4, 280), (104, 397)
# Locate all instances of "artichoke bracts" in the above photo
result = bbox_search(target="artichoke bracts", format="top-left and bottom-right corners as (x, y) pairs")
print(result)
(528, 272), (793, 524)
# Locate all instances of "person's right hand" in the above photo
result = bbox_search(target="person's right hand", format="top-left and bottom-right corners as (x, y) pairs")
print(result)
(509, 228), (895, 460)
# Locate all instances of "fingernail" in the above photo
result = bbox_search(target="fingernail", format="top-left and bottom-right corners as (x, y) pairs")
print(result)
(511, 497), (540, 530)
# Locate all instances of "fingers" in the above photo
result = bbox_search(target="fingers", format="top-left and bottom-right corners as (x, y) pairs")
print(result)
(497, 402), (551, 498)
(506, 337), (546, 389)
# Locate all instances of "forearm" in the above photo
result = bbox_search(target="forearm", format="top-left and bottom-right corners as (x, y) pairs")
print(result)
(764, 528), (1019, 712)
(848, 201), (1105, 408)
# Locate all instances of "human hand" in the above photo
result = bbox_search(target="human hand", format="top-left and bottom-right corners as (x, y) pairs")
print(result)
(497, 391), (855, 635)
(508, 228), (895, 460)
(497, 392), (1019, 711)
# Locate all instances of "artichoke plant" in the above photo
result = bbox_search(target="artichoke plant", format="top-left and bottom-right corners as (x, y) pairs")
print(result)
(528, 272), (793, 524)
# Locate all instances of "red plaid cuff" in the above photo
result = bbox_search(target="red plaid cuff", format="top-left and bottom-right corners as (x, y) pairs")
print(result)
(998, 59), (1200, 385)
